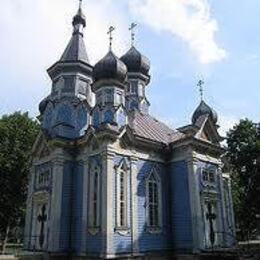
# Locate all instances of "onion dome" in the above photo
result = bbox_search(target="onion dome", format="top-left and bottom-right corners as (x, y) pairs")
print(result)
(93, 51), (127, 83)
(120, 46), (150, 76)
(192, 100), (218, 124)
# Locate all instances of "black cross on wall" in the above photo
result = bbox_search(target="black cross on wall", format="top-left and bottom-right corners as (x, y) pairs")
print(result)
(206, 202), (216, 247)
(37, 204), (47, 248)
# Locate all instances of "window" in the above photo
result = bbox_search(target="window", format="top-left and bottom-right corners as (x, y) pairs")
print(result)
(116, 159), (128, 229)
(146, 168), (162, 230)
(37, 170), (50, 188)
(202, 168), (216, 184)
(131, 82), (138, 94)
(105, 89), (113, 104)
(88, 161), (101, 229)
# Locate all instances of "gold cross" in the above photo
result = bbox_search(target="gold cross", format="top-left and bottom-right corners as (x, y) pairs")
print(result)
(129, 23), (137, 46)
(107, 26), (115, 51)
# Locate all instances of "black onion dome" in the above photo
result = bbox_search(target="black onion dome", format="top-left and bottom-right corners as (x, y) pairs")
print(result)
(192, 100), (218, 124)
(93, 51), (127, 83)
(120, 46), (150, 75)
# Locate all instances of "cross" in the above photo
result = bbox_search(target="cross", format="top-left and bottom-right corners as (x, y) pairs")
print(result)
(79, 0), (83, 9)
(107, 26), (115, 51)
(129, 23), (137, 46)
(197, 79), (204, 101)
(37, 204), (47, 248)
(206, 202), (216, 247)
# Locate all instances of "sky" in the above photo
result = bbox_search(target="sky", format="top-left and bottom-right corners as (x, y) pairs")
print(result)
(0, 0), (259, 136)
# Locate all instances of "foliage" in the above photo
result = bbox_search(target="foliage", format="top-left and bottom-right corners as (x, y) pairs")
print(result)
(0, 112), (39, 244)
(226, 119), (260, 240)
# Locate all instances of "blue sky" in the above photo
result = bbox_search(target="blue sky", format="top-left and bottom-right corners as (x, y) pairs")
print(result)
(0, 0), (259, 135)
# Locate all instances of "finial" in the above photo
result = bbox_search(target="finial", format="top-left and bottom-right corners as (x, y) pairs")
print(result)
(129, 23), (137, 47)
(79, 0), (83, 9)
(197, 79), (205, 101)
(107, 26), (115, 51)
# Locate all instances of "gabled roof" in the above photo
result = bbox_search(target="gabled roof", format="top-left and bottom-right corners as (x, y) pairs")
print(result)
(60, 33), (89, 63)
(128, 110), (184, 145)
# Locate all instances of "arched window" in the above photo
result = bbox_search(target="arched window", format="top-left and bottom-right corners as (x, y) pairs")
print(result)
(88, 160), (101, 230)
(116, 159), (128, 229)
(146, 169), (162, 230)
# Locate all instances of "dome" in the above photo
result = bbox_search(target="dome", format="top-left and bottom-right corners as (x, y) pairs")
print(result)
(93, 51), (127, 83)
(120, 46), (150, 76)
(192, 100), (218, 124)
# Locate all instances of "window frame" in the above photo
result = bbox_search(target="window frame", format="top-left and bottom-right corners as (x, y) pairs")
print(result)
(146, 167), (162, 233)
(115, 159), (129, 231)
(202, 168), (216, 185)
(88, 160), (101, 234)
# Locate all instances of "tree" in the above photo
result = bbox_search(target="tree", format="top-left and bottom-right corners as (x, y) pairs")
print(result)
(0, 112), (39, 253)
(226, 119), (260, 241)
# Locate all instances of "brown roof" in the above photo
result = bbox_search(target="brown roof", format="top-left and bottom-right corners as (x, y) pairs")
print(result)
(128, 111), (184, 145)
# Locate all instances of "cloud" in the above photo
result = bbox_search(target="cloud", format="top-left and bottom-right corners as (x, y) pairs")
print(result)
(0, 0), (128, 84)
(218, 114), (239, 137)
(128, 0), (227, 64)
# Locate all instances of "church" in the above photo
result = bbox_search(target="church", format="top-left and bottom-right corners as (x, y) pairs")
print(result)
(24, 2), (236, 259)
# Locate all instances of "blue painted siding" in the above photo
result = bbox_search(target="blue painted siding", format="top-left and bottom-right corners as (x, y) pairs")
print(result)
(59, 161), (73, 251)
(170, 161), (193, 251)
(137, 160), (172, 252)
(71, 162), (84, 253)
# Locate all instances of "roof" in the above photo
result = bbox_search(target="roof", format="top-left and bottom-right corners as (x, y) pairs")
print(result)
(128, 110), (184, 145)
(60, 33), (89, 63)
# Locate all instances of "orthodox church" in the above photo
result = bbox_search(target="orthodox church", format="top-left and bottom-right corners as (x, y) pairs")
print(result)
(24, 2), (235, 259)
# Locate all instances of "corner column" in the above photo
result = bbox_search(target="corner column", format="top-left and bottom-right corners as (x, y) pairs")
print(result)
(101, 149), (115, 257)
(130, 156), (139, 254)
(48, 149), (65, 252)
(187, 156), (203, 252)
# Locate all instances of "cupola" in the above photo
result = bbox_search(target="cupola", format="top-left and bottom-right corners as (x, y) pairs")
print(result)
(120, 46), (150, 76)
(93, 51), (127, 84)
(192, 100), (218, 124)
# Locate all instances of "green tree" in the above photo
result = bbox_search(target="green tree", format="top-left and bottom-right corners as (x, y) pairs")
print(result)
(226, 119), (260, 241)
(0, 112), (39, 252)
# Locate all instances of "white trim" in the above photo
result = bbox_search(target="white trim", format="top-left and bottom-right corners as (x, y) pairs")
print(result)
(88, 159), (101, 231)
(115, 158), (129, 230)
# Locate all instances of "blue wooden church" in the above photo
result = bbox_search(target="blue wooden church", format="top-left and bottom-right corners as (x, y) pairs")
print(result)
(24, 2), (235, 259)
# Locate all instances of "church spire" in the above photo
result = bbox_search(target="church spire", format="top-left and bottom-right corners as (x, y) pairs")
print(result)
(59, 0), (89, 64)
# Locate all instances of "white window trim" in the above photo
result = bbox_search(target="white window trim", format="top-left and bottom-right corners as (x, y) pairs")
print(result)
(201, 167), (217, 187)
(115, 159), (129, 232)
(145, 167), (162, 234)
(88, 160), (101, 235)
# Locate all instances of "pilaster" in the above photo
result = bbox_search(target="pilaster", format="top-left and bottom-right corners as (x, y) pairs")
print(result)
(186, 155), (202, 252)
(24, 167), (35, 249)
(101, 149), (115, 257)
(130, 156), (139, 253)
(48, 151), (65, 252)
(80, 157), (89, 253)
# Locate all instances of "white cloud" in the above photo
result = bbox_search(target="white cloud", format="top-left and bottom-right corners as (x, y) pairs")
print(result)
(0, 0), (128, 84)
(218, 114), (239, 137)
(128, 0), (227, 64)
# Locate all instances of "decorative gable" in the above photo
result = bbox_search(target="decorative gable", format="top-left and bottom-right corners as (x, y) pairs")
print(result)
(195, 115), (223, 144)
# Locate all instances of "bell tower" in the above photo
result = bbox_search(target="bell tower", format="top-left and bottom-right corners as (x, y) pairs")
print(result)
(39, 1), (93, 139)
